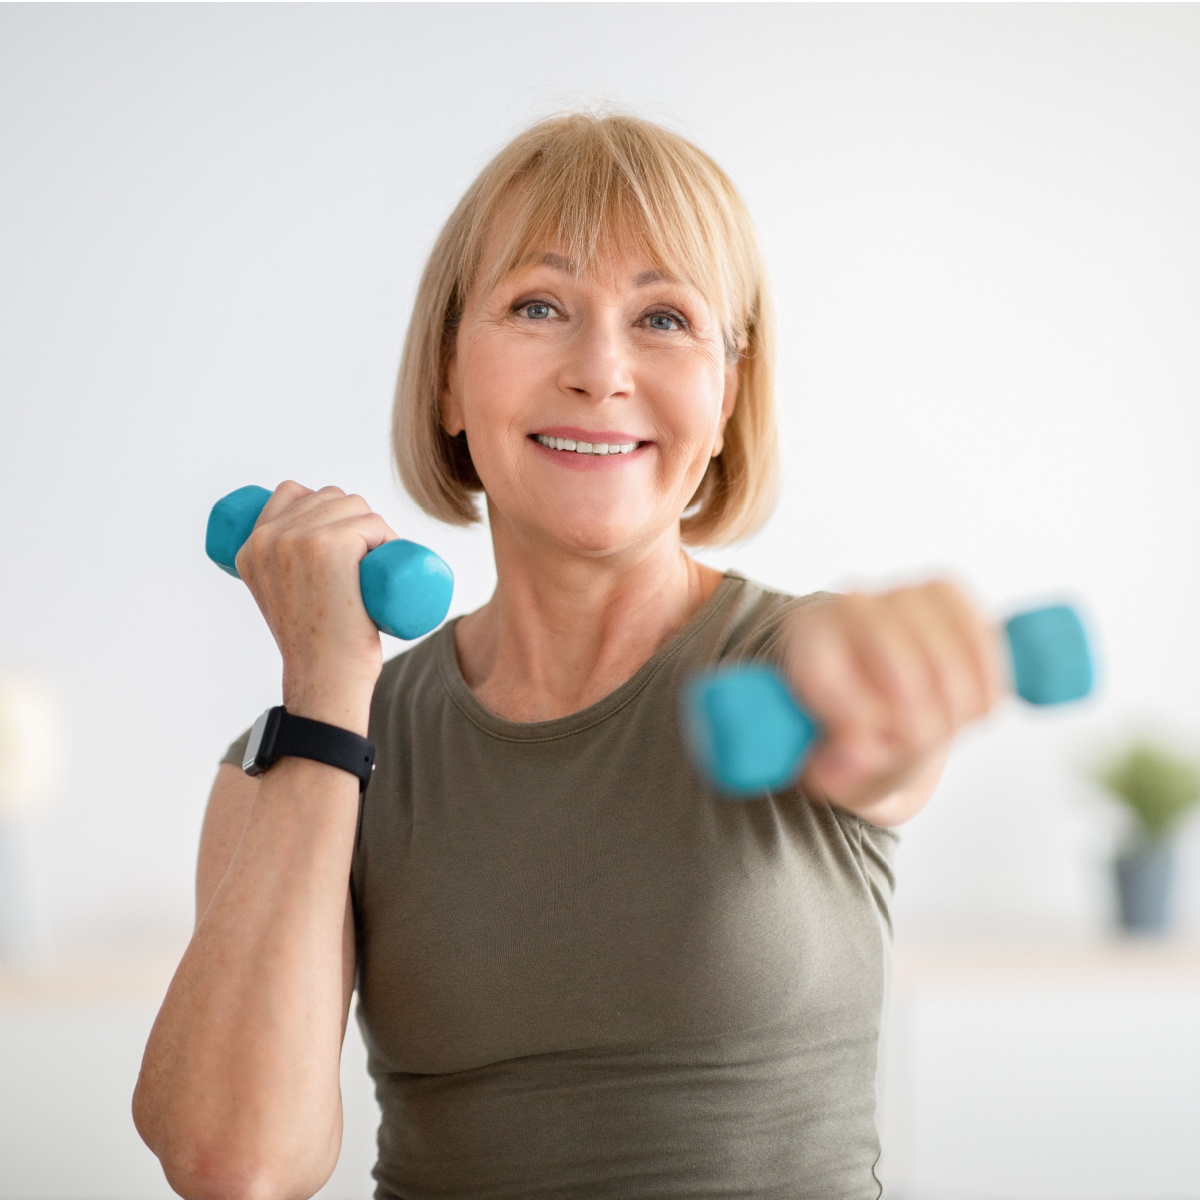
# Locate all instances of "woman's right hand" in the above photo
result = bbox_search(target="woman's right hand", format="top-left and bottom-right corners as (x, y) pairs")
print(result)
(234, 481), (398, 732)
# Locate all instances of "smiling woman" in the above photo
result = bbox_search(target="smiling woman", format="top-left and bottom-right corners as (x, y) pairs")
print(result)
(134, 111), (1002, 1200)
(393, 112), (778, 544)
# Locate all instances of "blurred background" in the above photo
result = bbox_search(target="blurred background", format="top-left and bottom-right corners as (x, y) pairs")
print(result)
(2, 5), (1199, 1198)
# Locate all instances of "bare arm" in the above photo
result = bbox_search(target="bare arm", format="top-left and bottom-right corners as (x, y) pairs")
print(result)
(134, 483), (396, 1200)
(134, 761), (358, 1200)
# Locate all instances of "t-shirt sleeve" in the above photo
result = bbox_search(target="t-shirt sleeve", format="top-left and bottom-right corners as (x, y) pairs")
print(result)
(220, 727), (254, 769)
(722, 585), (905, 844)
(726, 586), (837, 668)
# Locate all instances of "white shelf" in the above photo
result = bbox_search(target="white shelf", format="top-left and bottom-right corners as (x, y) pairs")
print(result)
(893, 934), (1200, 986)
(0, 946), (182, 1008)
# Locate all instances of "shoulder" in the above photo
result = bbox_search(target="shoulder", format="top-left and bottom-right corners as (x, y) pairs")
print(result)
(366, 621), (460, 739)
(363, 624), (459, 788)
(371, 621), (453, 713)
(714, 573), (835, 667)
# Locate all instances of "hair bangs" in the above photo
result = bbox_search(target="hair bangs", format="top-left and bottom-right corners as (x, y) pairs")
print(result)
(471, 123), (743, 348)
(393, 111), (778, 544)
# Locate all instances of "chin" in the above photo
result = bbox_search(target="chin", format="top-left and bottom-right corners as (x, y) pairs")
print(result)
(553, 525), (639, 558)
(544, 505), (657, 558)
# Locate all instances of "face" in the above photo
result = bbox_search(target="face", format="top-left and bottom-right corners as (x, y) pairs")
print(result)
(443, 236), (740, 559)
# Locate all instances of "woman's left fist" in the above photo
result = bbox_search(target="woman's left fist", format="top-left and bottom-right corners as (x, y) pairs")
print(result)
(781, 581), (1004, 825)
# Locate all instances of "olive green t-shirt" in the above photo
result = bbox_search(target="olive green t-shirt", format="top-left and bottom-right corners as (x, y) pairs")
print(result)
(223, 573), (897, 1199)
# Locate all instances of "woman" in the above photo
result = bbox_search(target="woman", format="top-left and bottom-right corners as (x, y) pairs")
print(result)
(134, 113), (1000, 1199)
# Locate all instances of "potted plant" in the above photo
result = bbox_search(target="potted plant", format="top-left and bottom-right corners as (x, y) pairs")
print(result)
(1092, 738), (1200, 934)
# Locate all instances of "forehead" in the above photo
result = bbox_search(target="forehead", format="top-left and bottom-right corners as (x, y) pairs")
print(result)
(517, 251), (680, 291)
(469, 181), (725, 314)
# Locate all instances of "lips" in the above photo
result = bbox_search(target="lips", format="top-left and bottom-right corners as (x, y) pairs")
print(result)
(528, 427), (650, 469)
(533, 426), (646, 445)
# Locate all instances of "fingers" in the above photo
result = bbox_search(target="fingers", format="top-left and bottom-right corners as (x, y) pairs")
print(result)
(235, 484), (398, 582)
(231, 483), (394, 714)
(888, 583), (998, 732)
(784, 600), (894, 783)
(258, 483), (366, 536)
(920, 580), (1005, 716)
(783, 581), (1003, 807)
(257, 479), (315, 524)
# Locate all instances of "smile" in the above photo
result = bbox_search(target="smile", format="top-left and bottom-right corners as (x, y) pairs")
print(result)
(533, 434), (639, 456)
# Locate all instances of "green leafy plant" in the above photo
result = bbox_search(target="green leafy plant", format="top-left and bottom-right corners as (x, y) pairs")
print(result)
(1093, 739), (1200, 841)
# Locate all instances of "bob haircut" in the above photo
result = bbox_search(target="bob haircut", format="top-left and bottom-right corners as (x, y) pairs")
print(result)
(392, 111), (778, 546)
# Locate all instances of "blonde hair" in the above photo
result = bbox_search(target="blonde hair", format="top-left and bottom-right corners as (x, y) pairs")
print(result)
(392, 111), (778, 545)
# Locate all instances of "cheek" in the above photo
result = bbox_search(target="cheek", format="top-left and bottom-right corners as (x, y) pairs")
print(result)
(460, 333), (552, 421)
(651, 361), (727, 449)
(458, 347), (528, 437)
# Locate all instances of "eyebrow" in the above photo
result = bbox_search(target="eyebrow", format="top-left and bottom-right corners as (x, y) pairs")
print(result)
(538, 252), (576, 274)
(534, 253), (676, 289)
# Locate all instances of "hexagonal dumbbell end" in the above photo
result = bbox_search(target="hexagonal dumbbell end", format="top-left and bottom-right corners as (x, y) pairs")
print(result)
(683, 602), (1094, 798)
(681, 664), (818, 798)
(1005, 604), (1093, 705)
(358, 538), (454, 640)
(205, 485), (453, 641)
(205, 485), (273, 578)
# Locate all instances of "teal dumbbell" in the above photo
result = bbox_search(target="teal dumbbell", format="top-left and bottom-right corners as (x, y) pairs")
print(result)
(683, 603), (1093, 797)
(206, 485), (454, 640)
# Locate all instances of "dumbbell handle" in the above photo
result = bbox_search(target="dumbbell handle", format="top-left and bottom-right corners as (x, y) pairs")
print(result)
(683, 603), (1093, 797)
(205, 485), (454, 641)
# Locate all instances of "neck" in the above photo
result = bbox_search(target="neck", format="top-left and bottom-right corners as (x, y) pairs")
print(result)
(454, 508), (725, 722)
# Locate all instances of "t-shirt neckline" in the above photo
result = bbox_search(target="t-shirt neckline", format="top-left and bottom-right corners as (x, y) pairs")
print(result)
(435, 571), (747, 743)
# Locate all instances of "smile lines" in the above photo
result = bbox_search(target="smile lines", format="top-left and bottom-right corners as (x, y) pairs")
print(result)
(534, 434), (638, 456)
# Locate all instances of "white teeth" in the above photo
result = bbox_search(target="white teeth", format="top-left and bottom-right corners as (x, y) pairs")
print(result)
(535, 434), (638, 456)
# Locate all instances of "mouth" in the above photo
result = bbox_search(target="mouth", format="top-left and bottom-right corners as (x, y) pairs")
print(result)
(532, 433), (638, 456)
(529, 428), (647, 457)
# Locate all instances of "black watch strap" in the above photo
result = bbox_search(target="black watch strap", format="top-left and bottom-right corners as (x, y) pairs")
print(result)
(243, 706), (375, 791)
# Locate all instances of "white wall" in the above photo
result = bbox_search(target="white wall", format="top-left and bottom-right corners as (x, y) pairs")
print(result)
(2, 3), (1198, 957)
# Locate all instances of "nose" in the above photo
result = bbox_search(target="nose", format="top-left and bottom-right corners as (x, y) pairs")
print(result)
(558, 310), (634, 403)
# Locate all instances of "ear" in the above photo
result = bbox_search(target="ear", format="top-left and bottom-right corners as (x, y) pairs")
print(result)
(711, 341), (744, 458)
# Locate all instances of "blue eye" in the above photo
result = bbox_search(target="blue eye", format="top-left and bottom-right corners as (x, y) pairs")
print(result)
(647, 311), (683, 332)
(521, 302), (554, 320)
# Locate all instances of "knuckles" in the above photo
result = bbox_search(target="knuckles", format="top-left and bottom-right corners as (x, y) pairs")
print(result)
(922, 577), (962, 606)
(791, 579), (995, 810)
(269, 479), (312, 507)
(232, 486), (386, 683)
(791, 581), (993, 746)
(241, 490), (378, 577)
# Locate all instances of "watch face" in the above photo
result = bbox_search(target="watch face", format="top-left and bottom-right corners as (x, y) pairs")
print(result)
(242, 707), (280, 776)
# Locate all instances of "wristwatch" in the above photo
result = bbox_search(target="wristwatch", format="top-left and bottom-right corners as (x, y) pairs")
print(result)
(243, 706), (375, 792)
